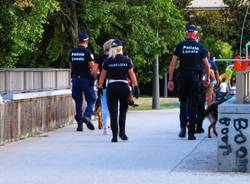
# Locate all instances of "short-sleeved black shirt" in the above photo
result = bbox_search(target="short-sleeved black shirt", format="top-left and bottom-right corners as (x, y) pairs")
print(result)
(95, 54), (109, 88)
(69, 46), (94, 78)
(174, 39), (207, 74)
(103, 54), (133, 80)
(95, 54), (109, 72)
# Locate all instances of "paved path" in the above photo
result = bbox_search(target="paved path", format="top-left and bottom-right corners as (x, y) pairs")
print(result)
(0, 109), (249, 184)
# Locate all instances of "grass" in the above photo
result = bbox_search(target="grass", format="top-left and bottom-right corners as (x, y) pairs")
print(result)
(128, 97), (179, 111)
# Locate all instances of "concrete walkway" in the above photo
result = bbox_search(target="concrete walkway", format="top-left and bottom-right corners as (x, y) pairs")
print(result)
(0, 109), (249, 184)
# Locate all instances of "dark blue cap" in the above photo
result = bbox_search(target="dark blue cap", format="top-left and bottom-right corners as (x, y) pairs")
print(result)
(185, 25), (198, 33)
(111, 39), (123, 47)
(78, 33), (89, 41)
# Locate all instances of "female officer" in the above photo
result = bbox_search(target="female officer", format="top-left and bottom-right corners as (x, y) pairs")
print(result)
(98, 39), (139, 142)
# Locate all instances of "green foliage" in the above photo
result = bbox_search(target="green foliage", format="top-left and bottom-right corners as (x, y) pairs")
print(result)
(203, 35), (234, 73)
(40, 0), (185, 83)
(203, 35), (233, 59)
(172, 0), (192, 9)
(0, 0), (59, 68)
(223, 0), (250, 55)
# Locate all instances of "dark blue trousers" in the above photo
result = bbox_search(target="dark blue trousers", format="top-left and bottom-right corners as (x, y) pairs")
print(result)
(178, 72), (202, 134)
(71, 76), (96, 123)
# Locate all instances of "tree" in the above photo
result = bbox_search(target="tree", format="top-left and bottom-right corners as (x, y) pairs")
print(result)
(172, 0), (192, 9)
(0, 0), (59, 68)
(223, 0), (250, 56)
(39, 0), (185, 82)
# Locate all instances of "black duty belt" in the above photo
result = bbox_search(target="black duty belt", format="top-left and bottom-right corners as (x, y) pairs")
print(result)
(181, 70), (203, 79)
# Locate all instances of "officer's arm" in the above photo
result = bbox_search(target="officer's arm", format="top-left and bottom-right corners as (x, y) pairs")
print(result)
(69, 61), (72, 77)
(88, 61), (98, 79)
(168, 55), (178, 81)
(167, 55), (178, 91)
(98, 69), (107, 88)
(128, 69), (138, 86)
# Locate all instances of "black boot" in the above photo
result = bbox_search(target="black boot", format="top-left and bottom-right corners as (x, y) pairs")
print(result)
(178, 127), (186, 138)
(196, 128), (205, 134)
(83, 117), (95, 130)
(111, 126), (118, 143)
(111, 137), (118, 142)
(119, 134), (128, 141)
(196, 120), (204, 134)
(76, 123), (83, 131)
(188, 133), (196, 140)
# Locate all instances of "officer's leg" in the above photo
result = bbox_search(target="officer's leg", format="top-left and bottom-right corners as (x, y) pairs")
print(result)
(71, 78), (83, 123)
(187, 99), (197, 138)
(107, 85), (119, 142)
(178, 76), (189, 137)
(179, 100), (188, 135)
(118, 84), (130, 140)
(188, 76), (202, 140)
(79, 78), (96, 130)
(71, 77), (84, 131)
(81, 78), (96, 118)
(196, 86), (206, 133)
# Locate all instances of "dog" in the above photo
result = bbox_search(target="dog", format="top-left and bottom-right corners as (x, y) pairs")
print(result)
(205, 101), (222, 138)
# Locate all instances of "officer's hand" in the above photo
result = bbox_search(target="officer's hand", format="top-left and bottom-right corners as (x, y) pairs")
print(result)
(134, 86), (140, 99)
(168, 81), (174, 91)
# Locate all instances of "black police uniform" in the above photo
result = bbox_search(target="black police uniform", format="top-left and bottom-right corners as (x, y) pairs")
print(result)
(102, 54), (133, 141)
(174, 38), (207, 138)
(70, 46), (96, 129)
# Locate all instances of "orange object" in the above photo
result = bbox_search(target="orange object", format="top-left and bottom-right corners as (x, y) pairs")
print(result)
(233, 55), (242, 71)
(233, 55), (250, 71)
(98, 111), (103, 129)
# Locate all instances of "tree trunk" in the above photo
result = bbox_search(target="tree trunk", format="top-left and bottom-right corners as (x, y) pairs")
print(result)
(70, 0), (78, 47)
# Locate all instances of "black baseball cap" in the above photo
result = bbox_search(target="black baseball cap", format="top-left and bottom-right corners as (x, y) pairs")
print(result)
(111, 39), (123, 47)
(185, 25), (198, 33)
(78, 33), (89, 41)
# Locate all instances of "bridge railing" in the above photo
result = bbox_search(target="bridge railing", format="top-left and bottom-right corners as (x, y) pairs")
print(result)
(0, 68), (71, 94)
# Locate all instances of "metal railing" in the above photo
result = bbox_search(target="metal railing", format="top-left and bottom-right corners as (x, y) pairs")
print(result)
(0, 68), (71, 94)
(237, 69), (250, 103)
(215, 58), (250, 104)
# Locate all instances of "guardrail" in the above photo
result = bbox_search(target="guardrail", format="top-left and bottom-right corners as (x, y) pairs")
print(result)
(215, 58), (250, 104)
(0, 68), (71, 94)
(236, 69), (250, 103)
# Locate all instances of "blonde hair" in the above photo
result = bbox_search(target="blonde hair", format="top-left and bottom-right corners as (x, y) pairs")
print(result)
(103, 39), (114, 53)
(109, 46), (123, 58)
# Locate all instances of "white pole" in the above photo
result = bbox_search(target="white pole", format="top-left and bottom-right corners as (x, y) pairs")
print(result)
(240, 1), (250, 57)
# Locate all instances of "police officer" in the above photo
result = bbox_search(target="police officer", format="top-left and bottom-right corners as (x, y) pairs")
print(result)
(168, 25), (210, 140)
(95, 39), (114, 135)
(98, 39), (139, 142)
(69, 33), (96, 131)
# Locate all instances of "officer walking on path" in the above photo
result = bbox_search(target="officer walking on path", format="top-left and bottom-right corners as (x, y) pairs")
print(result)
(98, 39), (139, 142)
(95, 39), (114, 135)
(69, 33), (96, 132)
(168, 25), (210, 140)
